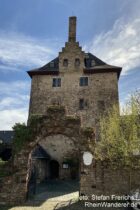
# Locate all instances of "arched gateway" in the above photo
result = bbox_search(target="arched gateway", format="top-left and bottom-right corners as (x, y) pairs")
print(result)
(0, 106), (94, 205)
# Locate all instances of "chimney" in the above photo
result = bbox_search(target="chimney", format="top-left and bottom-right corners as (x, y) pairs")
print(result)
(68, 16), (77, 42)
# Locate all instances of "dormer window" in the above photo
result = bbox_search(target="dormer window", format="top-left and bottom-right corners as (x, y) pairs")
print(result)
(75, 58), (80, 67)
(50, 61), (54, 68)
(91, 60), (96, 67)
(63, 59), (68, 67)
(85, 53), (89, 58)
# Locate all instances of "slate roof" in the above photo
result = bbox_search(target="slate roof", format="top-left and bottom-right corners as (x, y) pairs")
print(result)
(27, 52), (122, 78)
(32, 145), (50, 159)
(0, 131), (14, 144)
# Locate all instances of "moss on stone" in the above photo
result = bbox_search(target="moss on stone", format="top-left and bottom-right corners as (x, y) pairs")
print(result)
(47, 105), (65, 112)
(66, 115), (80, 123)
(82, 127), (94, 137)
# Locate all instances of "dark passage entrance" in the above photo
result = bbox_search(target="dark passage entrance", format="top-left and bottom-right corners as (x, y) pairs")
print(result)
(50, 160), (59, 179)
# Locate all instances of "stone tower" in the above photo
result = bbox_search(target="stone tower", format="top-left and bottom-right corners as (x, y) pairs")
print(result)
(27, 17), (122, 180)
(28, 16), (122, 129)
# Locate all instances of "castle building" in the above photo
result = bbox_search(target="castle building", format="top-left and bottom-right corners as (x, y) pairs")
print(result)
(2, 17), (140, 205)
(27, 16), (122, 181)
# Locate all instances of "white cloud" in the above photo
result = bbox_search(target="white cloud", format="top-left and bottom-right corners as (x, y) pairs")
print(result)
(84, 18), (140, 75)
(0, 80), (30, 96)
(0, 31), (59, 72)
(0, 95), (29, 110)
(0, 108), (28, 130)
(0, 81), (29, 129)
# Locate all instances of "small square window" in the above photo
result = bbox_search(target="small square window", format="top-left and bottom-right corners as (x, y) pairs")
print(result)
(52, 78), (61, 87)
(80, 77), (88, 86)
(79, 99), (88, 110)
(63, 59), (68, 67)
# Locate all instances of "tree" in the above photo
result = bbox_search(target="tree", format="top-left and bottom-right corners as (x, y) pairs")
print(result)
(94, 91), (140, 190)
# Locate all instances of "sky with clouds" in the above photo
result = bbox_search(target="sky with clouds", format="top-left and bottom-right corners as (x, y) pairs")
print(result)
(0, 0), (140, 130)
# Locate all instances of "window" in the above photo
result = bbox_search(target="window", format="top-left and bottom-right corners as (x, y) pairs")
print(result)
(62, 163), (69, 169)
(50, 61), (54, 68)
(75, 58), (80, 67)
(52, 78), (61, 87)
(91, 60), (96, 67)
(80, 77), (88, 86)
(63, 59), (68, 67)
(85, 53), (89, 58)
(79, 99), (88, 110)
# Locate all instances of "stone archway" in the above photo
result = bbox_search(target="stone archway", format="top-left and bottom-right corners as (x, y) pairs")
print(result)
(0, 106), (93, 205)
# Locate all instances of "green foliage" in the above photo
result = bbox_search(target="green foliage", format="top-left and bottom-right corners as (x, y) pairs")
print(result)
(12, 115), (43, 153)
(66, 115), (79, 120)
(95, 91), (140, 168)
(0, 158), (7, 166)
(0, 158), (11, 178)
(12, 123), (31, 153)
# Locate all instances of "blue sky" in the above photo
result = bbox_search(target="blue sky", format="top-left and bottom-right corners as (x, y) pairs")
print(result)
(0, 0), (140, 129)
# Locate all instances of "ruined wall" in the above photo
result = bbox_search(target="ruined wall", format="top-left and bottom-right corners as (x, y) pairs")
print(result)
(80, 160), (140, 197)
(29, 72), (119, 128)
(0, 107), (85, 205)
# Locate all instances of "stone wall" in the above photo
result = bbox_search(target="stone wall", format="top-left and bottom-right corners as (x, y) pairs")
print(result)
(80, 160), (140, 197)
(29, 72), (118, 129)
(0, 107), (89, 205)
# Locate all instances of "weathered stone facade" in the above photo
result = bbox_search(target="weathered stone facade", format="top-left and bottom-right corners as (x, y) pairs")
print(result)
(29, 18), (120, 129)
(29, 72), (119, 128)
